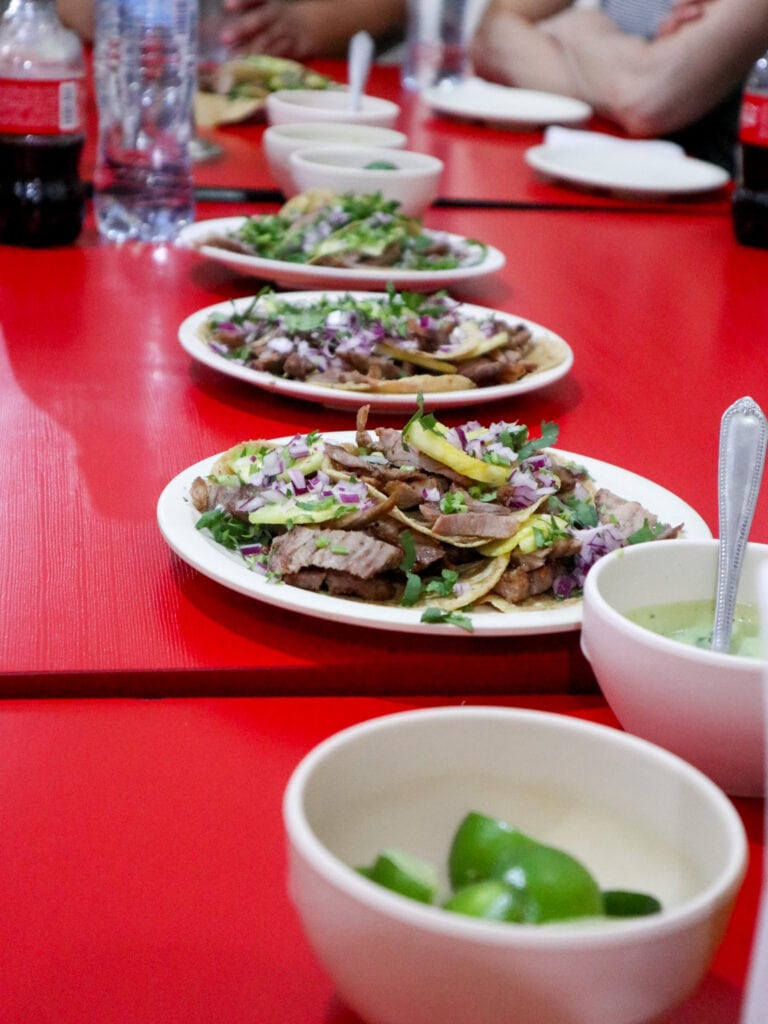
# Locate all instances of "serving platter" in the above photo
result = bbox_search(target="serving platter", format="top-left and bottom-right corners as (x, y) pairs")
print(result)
(157, 437), (712, 637)
(176, 217), (506, 291)
(178, 291), (574, 412)
(423, 78), (592, 128)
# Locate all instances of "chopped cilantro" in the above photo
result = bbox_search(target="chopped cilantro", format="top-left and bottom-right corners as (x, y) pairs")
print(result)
(424, 569), (460, 597)
(401, 572), (423, 607)
(195, 508), (269, 551)
(517, 421), (559, 461)
(440, 491), (467, 514)
(399, 530), (417, 573)
(627, 519), (666, 544)
(420, 607), (474, 632)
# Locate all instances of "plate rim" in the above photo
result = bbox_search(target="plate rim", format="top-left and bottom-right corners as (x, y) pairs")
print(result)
(177, 289), (575, 411)
(176, 217), (506, 289)
(157, 436), (713, 637)
(524, 143), (731, 195)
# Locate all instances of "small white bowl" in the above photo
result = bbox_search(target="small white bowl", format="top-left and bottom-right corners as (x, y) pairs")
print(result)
(582, 539), (768, 797)
(288, 145), (443, 216)
(263, 122), (408, 196)
(266, 88), (401, 128)
(283, 705), (746, 1024)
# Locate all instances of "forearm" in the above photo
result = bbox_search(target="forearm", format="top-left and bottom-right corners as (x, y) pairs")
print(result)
(290, 0), (405, 57)
(548, 5), (768, 136)
(57, 0), (94, 40)
(470, 7), (576, 95)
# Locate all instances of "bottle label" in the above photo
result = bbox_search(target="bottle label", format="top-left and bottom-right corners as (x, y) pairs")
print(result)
(739, 91), (768, 147)
(0, 77), (85, 135)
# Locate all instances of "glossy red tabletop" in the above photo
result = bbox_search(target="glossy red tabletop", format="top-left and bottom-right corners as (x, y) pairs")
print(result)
(0, 694), (763, 1024)
(2, 196), (768, 695)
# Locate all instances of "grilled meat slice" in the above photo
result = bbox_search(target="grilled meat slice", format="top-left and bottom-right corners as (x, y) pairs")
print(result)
(283, 568), (398, 601)
(268, 526), (400, 579)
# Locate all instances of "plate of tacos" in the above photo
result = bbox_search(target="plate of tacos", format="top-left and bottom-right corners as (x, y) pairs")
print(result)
(178, 288), (573, 411)
(176, 190), (504, 291)
(195, 54), (338, 127)
(157, 406), (711, 635)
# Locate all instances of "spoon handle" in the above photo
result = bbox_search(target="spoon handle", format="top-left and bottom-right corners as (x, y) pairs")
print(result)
(712, 396), (768, 652)
(348, 31), (374, 112)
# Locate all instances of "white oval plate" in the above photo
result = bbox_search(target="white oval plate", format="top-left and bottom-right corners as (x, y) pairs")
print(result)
(157, 437), (712, 637)
(176, 217), (505, 291)
(178, 291), (574, 412)
(525, 143), (730, 196)
(423, 78), (592, 128)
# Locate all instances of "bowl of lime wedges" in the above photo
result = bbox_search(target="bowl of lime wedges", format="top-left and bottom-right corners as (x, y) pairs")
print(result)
(283, 705), (746, 1024)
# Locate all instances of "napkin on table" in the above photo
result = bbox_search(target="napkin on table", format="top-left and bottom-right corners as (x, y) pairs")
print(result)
(543, 126), (686, 159)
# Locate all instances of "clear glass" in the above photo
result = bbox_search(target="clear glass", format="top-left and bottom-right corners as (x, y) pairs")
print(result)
(189, 0), (235, 162)
(401, 0), (471, 92)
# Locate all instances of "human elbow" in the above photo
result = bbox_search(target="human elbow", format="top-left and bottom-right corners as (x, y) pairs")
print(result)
(602, 81), (685, 138)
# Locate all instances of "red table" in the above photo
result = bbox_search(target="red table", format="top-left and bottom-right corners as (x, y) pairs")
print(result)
(2, 63), (766, 1024)
(0, 694), (763, 1024)
(2, 198), (768, 695)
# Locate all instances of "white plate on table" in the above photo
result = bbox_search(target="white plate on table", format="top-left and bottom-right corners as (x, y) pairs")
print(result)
(177, 217), (505, 291)
(157, 437), (711, 637)
(525, 143), (730, 196)
(178, 291), (574, 412)
(423, 78), (592, 128)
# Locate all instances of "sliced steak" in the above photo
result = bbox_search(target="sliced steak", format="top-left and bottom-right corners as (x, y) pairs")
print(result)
(429, 507), (532, 539)
(368, 519), (446, 571)
(595, 488), (659, 536)
(283, 568), (397, 601)
(493, 566), (531, 604)
(268, 526), (400, 579)
(190, 477), (259, 517)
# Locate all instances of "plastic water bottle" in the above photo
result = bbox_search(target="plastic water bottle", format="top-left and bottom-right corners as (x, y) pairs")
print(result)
(0, 0), (86, 247)
(732, 51), (768, 249)
(93, 0), (196, 243)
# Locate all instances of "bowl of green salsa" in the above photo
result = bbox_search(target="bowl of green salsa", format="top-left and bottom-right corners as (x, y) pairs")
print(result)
(582, 539), (768, 796)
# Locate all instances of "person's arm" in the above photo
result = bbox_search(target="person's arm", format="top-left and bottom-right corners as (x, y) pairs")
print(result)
(57, 0), (94, 40)
(473, 0), (768, 138)
(546, 0), (768, 136)
(221, 0), (406, 59)
(469, 0), (577, 95)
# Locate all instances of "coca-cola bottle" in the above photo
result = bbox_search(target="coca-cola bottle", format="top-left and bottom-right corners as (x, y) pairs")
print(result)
(0, 0), (86, 247)
(732, 52), (768, 249)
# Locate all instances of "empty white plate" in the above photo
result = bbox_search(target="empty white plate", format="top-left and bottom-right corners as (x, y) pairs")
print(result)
(525, 142), (730, 196)
(423, 77), (592, 128)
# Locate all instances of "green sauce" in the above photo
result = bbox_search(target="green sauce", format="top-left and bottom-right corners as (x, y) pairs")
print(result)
(624, 599), (762, 658)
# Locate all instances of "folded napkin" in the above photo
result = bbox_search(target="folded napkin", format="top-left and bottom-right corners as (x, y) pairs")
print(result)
(543, 126), (685, 159)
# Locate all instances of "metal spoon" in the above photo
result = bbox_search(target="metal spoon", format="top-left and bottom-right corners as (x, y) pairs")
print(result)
(711, 396), (768, 652)
(347, 31), (374, 112)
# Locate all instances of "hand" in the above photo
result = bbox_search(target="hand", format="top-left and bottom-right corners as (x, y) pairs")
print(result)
(219, 0), (313, 59)
(655, 0), (717, 38)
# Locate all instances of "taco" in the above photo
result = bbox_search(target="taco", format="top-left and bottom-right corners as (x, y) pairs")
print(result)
(198, 287), (563, 395)
(190, 404), (682, 627)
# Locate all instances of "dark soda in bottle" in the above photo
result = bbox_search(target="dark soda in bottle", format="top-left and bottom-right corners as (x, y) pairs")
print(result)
(732, 53), (768, 249)
(0, 0), (86, 247)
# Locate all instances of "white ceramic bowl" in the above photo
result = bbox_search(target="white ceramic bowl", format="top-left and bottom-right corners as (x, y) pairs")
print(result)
(582, 539), (768, 797)
(266, 88), (401, 128)
(263, 123), (408, 196)
(288, 145), (444, 216)
(283, 705), (746, 1024)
